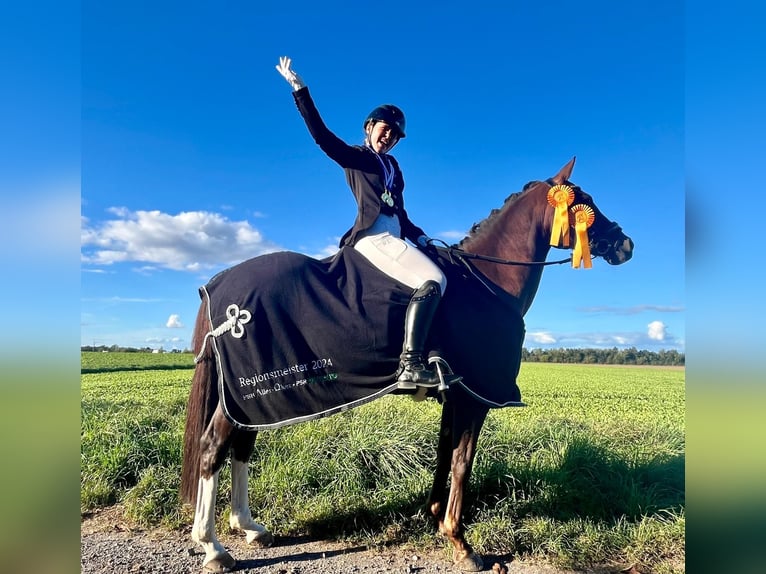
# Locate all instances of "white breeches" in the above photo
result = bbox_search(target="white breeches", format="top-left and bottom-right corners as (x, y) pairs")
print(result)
(354, 231), (447, 293)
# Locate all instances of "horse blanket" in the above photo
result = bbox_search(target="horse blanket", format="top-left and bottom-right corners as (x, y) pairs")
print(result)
(200, 246), (524, 430)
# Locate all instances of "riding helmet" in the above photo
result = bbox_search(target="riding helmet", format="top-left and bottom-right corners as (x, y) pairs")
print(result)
(364, 104), (406, 138)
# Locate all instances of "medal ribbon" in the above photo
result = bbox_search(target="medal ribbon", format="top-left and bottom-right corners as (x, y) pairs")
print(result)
(371, 150), (395, 206)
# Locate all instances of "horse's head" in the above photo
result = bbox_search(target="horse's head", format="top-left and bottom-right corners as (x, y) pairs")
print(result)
(549, 157), (634, 266)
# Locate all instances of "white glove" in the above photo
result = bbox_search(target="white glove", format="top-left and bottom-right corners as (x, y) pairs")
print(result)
(417, 235), (432, 248)
(275, 56), (306, 91)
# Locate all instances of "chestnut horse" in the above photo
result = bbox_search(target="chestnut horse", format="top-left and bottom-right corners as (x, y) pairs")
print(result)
(180, 158), (634, 572)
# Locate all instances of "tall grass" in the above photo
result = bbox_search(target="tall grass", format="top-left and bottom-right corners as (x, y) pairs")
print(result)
(81, 354), (684, 572)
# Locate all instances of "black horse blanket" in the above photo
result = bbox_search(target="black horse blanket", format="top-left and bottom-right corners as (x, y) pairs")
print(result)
(200, 246), (524, 430)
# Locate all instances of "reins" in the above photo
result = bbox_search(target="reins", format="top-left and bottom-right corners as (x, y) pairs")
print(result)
(427, 239), (574, 296)
(430, 239), (573, 268)
(448, 247), (572, 267)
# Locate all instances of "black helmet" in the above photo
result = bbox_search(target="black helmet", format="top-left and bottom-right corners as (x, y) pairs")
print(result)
(364, 104), (406, 138)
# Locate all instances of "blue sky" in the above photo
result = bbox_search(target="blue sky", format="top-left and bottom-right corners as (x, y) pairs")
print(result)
(80, 1), (685, 352)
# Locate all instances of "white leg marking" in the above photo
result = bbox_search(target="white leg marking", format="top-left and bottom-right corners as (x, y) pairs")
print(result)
(229, 459), (271, 545)
(191, 472), (230, 566)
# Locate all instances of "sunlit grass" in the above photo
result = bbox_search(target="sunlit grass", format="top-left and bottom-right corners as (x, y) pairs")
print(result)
(81, 355), (684, 572)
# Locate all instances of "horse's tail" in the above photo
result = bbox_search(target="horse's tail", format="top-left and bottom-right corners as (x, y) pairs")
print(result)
(180, 297), (219, 505)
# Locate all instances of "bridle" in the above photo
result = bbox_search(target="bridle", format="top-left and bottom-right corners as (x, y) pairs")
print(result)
(435, 219), (623, 268)
(427, 180), (625, 293)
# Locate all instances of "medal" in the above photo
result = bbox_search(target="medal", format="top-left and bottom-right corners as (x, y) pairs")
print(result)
(371, 148), (396, 208)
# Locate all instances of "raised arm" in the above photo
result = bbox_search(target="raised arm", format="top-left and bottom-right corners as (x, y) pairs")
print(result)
(276, 56), (370, 170)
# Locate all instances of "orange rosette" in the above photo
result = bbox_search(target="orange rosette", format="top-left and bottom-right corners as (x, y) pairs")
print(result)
(570, 204), (595, 268)
(547, 184), (575, 247)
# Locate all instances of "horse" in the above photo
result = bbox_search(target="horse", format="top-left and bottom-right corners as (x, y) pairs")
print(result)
(180, 157), (634, 572)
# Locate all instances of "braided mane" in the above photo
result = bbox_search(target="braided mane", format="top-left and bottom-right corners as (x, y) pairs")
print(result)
(456, 180), (539, 248)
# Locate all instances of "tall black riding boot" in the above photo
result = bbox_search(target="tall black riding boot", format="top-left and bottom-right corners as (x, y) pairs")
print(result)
(396, 280), (443, 388)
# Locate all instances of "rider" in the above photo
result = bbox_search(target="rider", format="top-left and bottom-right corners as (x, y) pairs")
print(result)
(276, 56), (450, 388)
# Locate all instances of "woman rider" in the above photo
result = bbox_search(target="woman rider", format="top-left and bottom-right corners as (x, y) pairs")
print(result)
(276, 56), (453, 388)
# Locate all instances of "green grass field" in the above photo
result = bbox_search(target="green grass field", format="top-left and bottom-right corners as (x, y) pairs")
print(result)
(81, 352), (685, 573)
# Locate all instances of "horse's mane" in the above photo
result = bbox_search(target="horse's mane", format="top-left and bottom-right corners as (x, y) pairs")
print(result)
(456, 180), (539, 247)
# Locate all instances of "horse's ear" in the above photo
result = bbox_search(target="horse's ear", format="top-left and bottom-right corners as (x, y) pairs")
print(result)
(551, 157), (576, 184)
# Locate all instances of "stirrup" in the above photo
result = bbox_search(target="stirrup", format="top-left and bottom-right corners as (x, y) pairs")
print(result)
(428, 355), (462, 392)
(396, 356), (462, 391)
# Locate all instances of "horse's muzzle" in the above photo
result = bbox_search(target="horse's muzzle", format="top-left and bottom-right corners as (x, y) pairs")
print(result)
(593, 236), (634, 265)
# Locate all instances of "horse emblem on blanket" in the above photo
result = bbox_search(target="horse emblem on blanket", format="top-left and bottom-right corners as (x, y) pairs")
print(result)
(200, 246), (525, 430)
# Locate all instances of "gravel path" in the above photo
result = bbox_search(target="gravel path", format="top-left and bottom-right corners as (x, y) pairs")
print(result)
(80, 507), (600, 574)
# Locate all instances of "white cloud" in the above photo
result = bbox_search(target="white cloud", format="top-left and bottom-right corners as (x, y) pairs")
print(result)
(647, 320), (667, 341)
(81, 208), (283, 271)
(522, 325), (683, 351)
(296, 237), (342, 260)
(308, 244), (340, 260)
(527, 331), (557, 344)
(437, 230), (468, 241)
(166, 314), (183, 328)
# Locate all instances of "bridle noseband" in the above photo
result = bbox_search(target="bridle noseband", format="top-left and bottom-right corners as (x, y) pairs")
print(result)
(590, 222), (623, 256)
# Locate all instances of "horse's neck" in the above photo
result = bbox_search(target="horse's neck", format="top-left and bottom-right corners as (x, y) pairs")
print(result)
(461, 184), (552, 315)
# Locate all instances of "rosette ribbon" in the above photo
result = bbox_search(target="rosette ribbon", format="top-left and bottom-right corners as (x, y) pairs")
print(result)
(570, 204), (595, 269)
(547, 184), (575, 247)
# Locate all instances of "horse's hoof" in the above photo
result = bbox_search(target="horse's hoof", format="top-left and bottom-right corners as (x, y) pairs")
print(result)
(453, 551), (484, 572)
(247, 529), (274, 548)
(202, 552), (236, 573)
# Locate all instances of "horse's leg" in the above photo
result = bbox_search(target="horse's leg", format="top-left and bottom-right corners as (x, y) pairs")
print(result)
(442, 402), (489, 572)
(191, 405), (237, 573)
(228, 431), (274, 547)
(426, 400), (455, 524)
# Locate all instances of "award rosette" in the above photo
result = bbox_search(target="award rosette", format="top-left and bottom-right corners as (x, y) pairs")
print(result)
(547, 184), (575, 247)
(570, 204), (595, 268)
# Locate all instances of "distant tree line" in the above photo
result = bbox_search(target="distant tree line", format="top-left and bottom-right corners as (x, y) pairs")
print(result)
(522, 347), (684, 366)
(82, 345), (684, 366)
(81, 345), (189, 354)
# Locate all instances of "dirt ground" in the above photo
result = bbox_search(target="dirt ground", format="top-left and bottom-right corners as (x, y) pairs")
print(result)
(81, 506), (636, 574)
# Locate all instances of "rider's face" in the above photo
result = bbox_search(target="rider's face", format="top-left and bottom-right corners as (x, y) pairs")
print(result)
(367, 121), (399, 154)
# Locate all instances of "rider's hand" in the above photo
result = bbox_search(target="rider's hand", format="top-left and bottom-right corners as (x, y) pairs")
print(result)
(275, 56), (306, 91)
